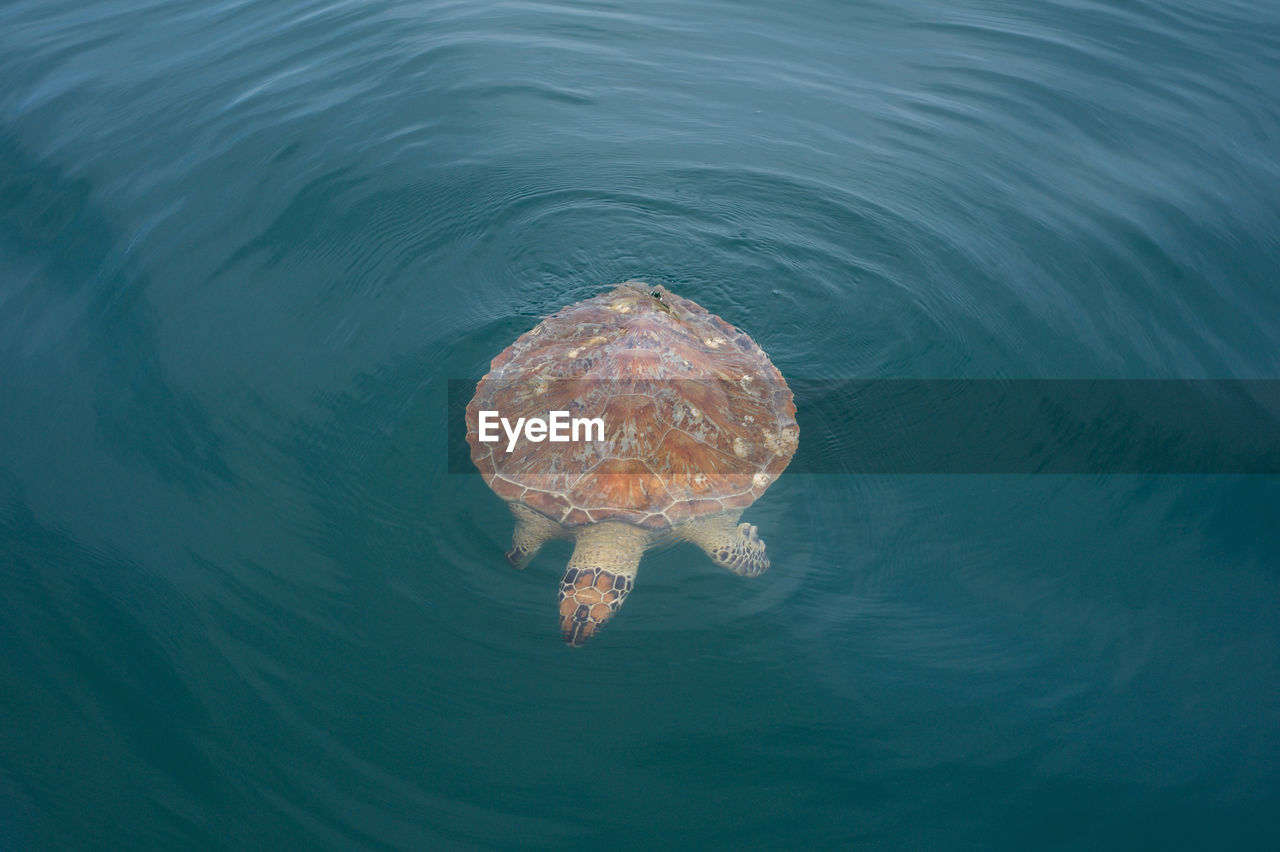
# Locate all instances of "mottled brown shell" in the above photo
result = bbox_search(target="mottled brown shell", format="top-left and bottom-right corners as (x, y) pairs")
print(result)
(466, 282), (798, 529)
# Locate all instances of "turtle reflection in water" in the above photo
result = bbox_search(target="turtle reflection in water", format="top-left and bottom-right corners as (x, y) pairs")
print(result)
(466, 282), (798, 645)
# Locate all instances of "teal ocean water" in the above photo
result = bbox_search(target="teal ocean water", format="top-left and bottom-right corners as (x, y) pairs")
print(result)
(3, 0), (1279, 847)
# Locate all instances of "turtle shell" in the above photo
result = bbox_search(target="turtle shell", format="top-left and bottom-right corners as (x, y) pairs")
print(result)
(466, 282), (798, 529)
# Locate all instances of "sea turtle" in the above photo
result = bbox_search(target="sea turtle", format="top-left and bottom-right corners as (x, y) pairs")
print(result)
(465, 282), (798, 645)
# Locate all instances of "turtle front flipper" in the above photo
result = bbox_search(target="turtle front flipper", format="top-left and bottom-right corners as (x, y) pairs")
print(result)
(559, 523), (648, 646)
(506, 503), (563, 569)
(681, 512), (770, 578)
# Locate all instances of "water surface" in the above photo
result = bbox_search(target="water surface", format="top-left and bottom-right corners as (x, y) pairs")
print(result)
(2, 0), (1279, 847)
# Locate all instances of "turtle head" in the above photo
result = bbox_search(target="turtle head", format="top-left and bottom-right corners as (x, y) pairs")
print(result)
(558, 565), (635, 646)
(557, 522), (647, 646)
